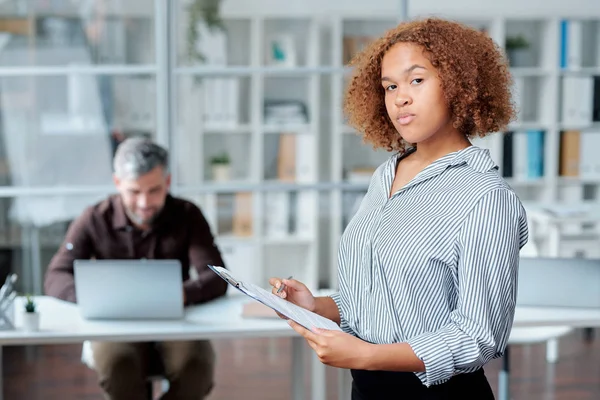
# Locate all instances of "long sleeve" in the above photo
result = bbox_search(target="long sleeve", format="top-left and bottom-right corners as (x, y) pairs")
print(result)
(44, 209), (95, 303)
(407, 189), (528, 386)
(329, 292), (354, 334)
(183, 205), (228, 305)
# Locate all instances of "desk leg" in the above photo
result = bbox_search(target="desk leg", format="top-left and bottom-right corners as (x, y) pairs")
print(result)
(291, 337), (305, 400)
(547, 224), (560, 258)
(498, 346), (510, 400)
(546, 338), (558, 363)
(311, 352), (326, 400)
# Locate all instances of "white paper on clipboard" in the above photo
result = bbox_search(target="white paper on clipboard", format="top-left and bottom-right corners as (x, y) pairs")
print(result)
(208, 265), (342, 332)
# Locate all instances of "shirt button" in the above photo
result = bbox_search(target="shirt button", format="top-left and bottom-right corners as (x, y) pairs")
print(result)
(65, 243), (73, 251)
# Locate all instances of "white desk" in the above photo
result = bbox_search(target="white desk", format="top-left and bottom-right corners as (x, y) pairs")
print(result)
(3, 297), (600, 400)
(0, 295), (323, 400)
(513, 306), (600, 328)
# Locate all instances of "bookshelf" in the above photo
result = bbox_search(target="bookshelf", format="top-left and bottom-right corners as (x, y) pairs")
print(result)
(325, 15), (600, 284)
(3, 3), (599, 294)
(327, 16), (399, 288)
(173, 12), (600, 290)
(173, 14), (322, 293)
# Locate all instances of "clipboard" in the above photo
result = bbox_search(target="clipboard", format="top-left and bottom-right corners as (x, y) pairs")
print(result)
(208, 265), (341, 332)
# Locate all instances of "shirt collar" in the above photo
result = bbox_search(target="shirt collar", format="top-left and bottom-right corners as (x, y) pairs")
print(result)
(388, 145), (498, 193)
(444, 145), (498, 172)
(111, 195), (129, 230)
(398, 145), (498, 172)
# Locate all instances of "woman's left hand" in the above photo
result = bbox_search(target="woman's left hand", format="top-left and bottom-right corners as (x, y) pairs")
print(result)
(288, 320), (373, 369)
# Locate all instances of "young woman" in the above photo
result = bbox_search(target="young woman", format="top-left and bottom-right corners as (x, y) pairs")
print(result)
(270, 17), (528, 399)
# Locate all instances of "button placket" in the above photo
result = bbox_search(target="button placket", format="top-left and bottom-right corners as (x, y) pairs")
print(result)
(367, 200), (392, 292)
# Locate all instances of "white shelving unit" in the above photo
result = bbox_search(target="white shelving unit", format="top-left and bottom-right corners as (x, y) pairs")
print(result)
(327, 16), (400, 288)
(172, 11), (600, 290)
(326, 14), (600, 284)
(0, 1), (599, 294)
(174, 14), (323, 293)
(477, 16), (600, 207)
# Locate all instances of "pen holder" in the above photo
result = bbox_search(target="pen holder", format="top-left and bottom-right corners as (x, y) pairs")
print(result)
(20, 295), (40, 332)
(0, 297), (15, 331)
(21, 310), (40, 332)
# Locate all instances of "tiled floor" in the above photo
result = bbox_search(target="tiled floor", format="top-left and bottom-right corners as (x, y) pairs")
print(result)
(3, 328), (600, 399)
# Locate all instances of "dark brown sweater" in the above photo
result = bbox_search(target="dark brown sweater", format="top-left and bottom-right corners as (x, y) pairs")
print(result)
(44, 194), (227, 305)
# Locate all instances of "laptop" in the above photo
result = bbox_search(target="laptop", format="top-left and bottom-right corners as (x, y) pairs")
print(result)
(517, 256), (600, 309)
(74, 259), (184, 320)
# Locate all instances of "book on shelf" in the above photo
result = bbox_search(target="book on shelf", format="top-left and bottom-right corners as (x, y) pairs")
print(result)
(265, 129), (316, 238)
(501, 130), (544, 180)
(264, 100), (308, 126)
(560, 130), (581, 177)
(594, 76), (600, 122)
(559, 130), (600, 181)
(561, 76), (596, 126)
(560, 19), (583, 69)
(195, 21), (239, 129)
(232, 192), (253, 237)
(560, 18), (600, 70)
(277, 133), (297, 182)
(202, 78), (240, 130)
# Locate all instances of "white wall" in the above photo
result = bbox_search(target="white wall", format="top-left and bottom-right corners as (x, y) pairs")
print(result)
(8, 1), (596, 20)
(220, 0), (600, 18)
(221, 0), (400, 17)
(408, 0), (600, 18)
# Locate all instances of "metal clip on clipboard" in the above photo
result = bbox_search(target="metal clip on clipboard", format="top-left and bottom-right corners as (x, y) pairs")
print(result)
(208, 265), (243, 290)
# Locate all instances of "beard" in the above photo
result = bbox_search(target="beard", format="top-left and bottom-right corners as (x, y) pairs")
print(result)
(125, 206), (161, 227)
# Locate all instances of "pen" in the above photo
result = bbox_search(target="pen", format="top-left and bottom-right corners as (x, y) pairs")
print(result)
(0, 274), (16, 302)
(277, 276), (293, 294)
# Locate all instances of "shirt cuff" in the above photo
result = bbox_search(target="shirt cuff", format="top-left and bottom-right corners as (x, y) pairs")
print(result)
(183, 280), (197, 306)
(61, 285), (77, 303)
(407, 330), (454, 387)
(328, 292), (354, 334)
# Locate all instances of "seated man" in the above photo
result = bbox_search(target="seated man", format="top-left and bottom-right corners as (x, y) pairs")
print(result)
(44, 137), (227, 400)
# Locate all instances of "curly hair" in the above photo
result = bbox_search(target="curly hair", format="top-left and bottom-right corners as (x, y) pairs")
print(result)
(343, 17), (516, 153)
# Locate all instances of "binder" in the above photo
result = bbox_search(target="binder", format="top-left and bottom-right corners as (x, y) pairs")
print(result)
(207, 265), (341, 332)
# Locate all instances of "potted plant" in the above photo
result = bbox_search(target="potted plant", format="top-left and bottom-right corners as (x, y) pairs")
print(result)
(210, 152), (231, 181)
(505, 34), (530, 67)
(186, 0), (225, 64)
(22, 295), (40, 331)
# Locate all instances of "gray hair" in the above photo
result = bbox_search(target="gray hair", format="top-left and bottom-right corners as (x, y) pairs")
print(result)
(113, 137), (169, 179)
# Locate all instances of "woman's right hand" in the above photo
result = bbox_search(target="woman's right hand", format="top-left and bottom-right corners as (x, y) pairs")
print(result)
(269, 277), (316, 313)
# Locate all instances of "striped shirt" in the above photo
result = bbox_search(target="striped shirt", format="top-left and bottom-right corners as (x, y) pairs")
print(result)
(330, 145), (528, 387)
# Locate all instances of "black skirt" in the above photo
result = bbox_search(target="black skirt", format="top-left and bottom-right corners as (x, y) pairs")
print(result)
(351, 368), (495, 400)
